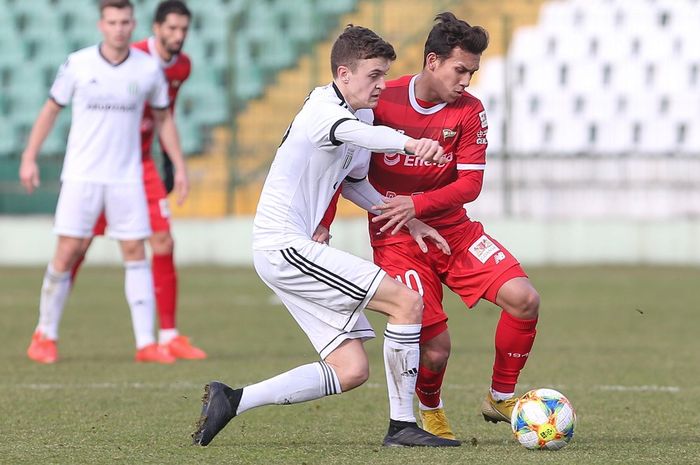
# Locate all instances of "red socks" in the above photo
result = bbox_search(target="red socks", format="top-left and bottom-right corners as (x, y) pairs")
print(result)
(492, 310), (538, 393)
(152, 253), (177, 330)
(416, 364), (446, 408)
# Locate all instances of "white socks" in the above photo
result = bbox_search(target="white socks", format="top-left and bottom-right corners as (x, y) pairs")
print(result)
(36, 264), (71, 340)
(236, 361), (341, 415)
(490, 388), (515, 401)
(419, 399), (444, 411)
(383, 323), (421, 422)
(124, 260), (156, 349)
(159, 328), (179, 345)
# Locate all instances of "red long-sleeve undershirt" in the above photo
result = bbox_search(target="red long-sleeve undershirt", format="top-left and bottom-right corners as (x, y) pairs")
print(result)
(411, 169), (484, 218)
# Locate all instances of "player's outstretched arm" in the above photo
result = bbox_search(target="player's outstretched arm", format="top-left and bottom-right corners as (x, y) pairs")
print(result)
(332, 120), (446, 166)
(153, 108), (189, 205)
(19, 99), (62, 194)
(403, 137), (447, 165)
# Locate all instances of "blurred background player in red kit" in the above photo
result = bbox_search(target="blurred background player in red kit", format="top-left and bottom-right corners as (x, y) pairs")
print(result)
(27, 0), (206, 363)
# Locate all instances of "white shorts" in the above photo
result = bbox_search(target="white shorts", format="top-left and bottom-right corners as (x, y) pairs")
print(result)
(254, 240), (386, 359)
(53, 181), (151, 240)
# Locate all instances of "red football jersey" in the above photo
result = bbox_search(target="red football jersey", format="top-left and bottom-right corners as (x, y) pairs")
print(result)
(132, 37), (191, 160)
(369, 74), (489, 246)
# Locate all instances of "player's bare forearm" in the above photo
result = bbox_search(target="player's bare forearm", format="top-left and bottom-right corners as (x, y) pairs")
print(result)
(19, 99), (62, 193)
(153, 109), (189, 204)
(153, 110), (185, 170)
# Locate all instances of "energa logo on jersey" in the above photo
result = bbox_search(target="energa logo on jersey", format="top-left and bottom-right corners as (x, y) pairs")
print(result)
(383, 152), (454, 168)
(384, 152), (402, 166)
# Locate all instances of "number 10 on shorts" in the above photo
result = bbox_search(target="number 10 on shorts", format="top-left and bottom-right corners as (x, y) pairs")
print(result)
(395, 270), (424, 296)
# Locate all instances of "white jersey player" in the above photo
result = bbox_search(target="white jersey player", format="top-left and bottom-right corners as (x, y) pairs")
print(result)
(194, 25), (460, 448)
(19, 0), (189, 364)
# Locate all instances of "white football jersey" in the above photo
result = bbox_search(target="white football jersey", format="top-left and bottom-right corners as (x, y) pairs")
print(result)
(50, 45), (169, 183)
(253, 83), (410, 250)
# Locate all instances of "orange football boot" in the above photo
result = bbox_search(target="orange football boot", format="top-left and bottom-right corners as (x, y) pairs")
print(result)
(27, 331), (58, 364)
(163, 335), (207, 360)
(135, 343), (176, 364)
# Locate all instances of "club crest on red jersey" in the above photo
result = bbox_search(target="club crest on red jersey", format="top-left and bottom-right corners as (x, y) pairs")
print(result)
(442, 128), (457, 138)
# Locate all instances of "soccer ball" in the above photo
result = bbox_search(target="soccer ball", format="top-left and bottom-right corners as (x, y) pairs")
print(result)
(510, 388), (576, 450)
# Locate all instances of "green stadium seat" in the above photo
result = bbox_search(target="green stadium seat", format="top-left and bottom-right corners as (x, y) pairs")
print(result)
(233, 64), (264, 101)
(177, 120), (203, 155)
(276, 0), (322, 44)
(0, 117), (19, 157)
(315, 0), (356, 16)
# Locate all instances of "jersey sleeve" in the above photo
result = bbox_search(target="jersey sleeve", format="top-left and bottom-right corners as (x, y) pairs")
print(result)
(148, 69), (170, 110)
(305, 102), (359, 149)
(49, 57), (76, 106)
(456, 101), (488, 169)
(306, 103), (409, 152)
(410, 102), (487, 217)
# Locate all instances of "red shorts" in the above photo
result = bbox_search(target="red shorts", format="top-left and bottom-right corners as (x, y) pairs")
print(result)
(93, 157), (170, 236)
(373, 220), (527, 335)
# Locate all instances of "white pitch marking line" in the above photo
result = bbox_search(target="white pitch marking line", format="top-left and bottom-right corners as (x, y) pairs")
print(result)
(595, 385), (680, 393)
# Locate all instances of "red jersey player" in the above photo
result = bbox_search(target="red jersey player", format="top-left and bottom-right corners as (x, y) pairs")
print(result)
(367, 13), (540, 438)
(30, 0), (206, 363)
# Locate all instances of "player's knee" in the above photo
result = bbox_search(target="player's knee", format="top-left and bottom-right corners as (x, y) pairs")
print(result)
(336, 359), (370, 391)
(514, 288), (540, 320)
(421, 344), (450, 371)
(150, 232), (173, 255)
(120, 240), (146, 261)
(396, 288), (423, 324)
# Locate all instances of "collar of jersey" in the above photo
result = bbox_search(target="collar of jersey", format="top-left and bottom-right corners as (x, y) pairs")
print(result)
(408, 74), (447, 115)
(98, 42), (131, 67)
(331, 82), (355, 112)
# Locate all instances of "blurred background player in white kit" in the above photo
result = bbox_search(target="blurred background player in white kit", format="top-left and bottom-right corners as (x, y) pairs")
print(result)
(67, 0), (207, 361)
(19, 0), (189, 364)
(192, 25), (461, 448)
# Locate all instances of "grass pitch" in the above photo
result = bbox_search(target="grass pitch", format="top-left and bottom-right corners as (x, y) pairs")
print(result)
(1, 265), (698, 464)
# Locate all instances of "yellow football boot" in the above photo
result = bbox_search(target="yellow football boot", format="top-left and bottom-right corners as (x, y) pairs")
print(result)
(481, 392), (518, 423)
(419, 407), (457, 440)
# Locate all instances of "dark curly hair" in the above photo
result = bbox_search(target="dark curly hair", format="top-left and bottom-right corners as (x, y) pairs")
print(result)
(423, 12), (489, 65)
(331, 25), (396, 77)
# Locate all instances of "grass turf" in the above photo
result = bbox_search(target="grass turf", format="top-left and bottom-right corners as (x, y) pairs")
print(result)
(1, 265), (698, 464)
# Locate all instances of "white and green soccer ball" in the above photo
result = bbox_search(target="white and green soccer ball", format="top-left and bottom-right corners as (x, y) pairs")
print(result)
(510, 388), (576, 450)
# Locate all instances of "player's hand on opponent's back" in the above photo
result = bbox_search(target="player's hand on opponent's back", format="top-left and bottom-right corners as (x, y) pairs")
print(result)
(174, 167), (189, 205)
(19, 157), (40, 194)
(372, 195), (416, 235)
(406, 219), (451, 255)
(404, 137), (447, 165)
(312, 224), (331, 245)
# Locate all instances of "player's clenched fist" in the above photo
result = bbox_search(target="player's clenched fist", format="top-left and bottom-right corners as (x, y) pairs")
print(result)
(404, 137), (446, 164)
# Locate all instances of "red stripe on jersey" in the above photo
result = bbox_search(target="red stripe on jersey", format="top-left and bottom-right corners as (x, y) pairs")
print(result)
(132, 38), (191, 160)
(369, 75), (488, 246)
